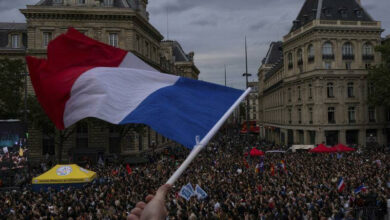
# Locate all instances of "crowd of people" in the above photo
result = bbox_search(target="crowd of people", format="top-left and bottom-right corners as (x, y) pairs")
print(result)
(0, 133), (389, 219)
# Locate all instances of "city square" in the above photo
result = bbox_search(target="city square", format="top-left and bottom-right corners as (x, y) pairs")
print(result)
(0, 0), (389, 219)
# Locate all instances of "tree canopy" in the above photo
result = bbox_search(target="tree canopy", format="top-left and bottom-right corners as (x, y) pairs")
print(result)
(0, 58), (25, 119)
(368, 40), (390, 108)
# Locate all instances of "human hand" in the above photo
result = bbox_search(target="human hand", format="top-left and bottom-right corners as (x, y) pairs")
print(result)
(127, 184), (171, 220)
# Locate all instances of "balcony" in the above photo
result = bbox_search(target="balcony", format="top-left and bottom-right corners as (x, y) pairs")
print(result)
(342, 54), (355, 60)
(322, 54), (334, 60)
(362, 55), (374, 61)
(308, 56), (315, 63)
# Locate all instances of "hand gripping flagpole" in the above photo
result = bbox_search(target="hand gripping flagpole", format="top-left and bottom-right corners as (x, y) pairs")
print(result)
(166, 88), (252, 185)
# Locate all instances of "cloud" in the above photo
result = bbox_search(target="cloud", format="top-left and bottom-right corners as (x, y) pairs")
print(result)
(0, 0), (389, 89)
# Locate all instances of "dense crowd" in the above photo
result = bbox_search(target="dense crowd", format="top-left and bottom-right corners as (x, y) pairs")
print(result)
(0, 134), (389, 219)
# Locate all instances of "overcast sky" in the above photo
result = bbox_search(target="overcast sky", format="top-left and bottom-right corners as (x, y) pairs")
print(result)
(1, 0), (389, 89)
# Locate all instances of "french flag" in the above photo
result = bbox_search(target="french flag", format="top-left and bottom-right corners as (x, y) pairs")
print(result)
(354, 185), (367, 194)
(26, 28), (244, 149)
(337, 177), (345, 192)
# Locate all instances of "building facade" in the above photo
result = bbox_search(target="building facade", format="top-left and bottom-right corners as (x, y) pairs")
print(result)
(258, 0), (389, 147)
(248, 81), (259, 121)
(0, 0), (199, 162)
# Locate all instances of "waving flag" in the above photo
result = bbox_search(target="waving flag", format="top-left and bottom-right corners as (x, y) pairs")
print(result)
(26, 28), (244, 149)
(270, 163), (275, 176)
(280, 160), (286, 173)
(337, 177), (345, 192)
(354, 185), (367, 194)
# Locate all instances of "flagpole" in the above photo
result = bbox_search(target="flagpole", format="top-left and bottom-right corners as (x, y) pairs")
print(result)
(166, 88), (252, 185)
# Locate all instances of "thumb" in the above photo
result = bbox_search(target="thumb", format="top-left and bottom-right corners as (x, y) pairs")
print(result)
(154, 184), (171, 201)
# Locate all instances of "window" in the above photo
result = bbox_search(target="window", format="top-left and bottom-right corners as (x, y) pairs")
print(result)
(348, 107), (356, 123)
(288, 53), (293, 69)
(145, 41), (150, 57)
(322, 42), (334, 59)
(309, 107), (313, 124)
(42, 134), (55, 155)
(76, 123), (88, 148)
(355, 10), (362, 17)
(325, 61), (332, 69)
(363, 43), (374, 60)
(298, 86), (301, 100)
(368, 82), (375, 96)
(136, 35), (141, 51)
(11, 34), (19, 48)
(342, 42), (354, 60)
(347, 82), (354, 97)
(43, 32), (52, 47)
(298, 108), (302, 124)
(368, 107), (376, 122)
(308, 44), (315, 62)
(109, 33), (118, 47)
(297, 49), (303, 65)
(340, 9), (347, 18)
(78, 0), (85, 4)
(288, 109), (292, 124)
(327, 82), (334, 98)
(328, 107), (335, 123)
(104, 0), (113, 6)
(308, 84), (313, 99)
(54, 0), (62, 3)
(288, 88), (292, 102)
(345, 62), (351, 70)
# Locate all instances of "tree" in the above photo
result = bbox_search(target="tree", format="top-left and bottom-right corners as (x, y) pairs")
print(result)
(28, 95), (77, 162)
(0, 58), (25, 119)
(367, 40), (390, 108)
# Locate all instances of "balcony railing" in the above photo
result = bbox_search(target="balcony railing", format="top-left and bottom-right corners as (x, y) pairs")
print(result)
(308, 56), (315, 63)
(342, 54), (355, 60)
(322, 54), (334, 60)
(362, 55), (374, 61)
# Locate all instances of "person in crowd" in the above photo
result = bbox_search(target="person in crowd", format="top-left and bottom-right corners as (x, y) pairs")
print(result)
(0, 133), (388, 219)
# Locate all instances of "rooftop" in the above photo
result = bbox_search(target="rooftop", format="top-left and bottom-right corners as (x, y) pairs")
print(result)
(290, 0), (374, 33)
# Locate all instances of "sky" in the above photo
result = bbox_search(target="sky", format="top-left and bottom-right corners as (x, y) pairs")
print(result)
(1, 0), (389, 89)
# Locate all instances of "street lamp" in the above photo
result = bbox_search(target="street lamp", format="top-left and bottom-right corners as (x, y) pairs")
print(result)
(243, 37), (251, 145)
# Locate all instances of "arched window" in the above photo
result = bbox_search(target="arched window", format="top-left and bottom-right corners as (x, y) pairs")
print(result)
(297, 49), (303, 65)
(327, 82), (334, 98)
(363, 43), (374, 60)
(322, 42), (334, 59)
(342, 42), (354, 60)
(288, 53), (293, 69)
(308, 44), (315, 62)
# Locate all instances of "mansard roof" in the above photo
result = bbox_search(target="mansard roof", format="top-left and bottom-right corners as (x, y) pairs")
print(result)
(262, 41), (283, 65)
(290, 0), (374, 33)
(0, 23), (27, 49)
(36, 0), (138, 8)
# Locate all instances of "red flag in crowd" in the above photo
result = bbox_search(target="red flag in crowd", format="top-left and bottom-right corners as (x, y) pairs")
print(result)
(112, 169), (118, 176)
(126, 164), (132, 174)
(257, 185), (262, 193)
(270, 163), (275, 176)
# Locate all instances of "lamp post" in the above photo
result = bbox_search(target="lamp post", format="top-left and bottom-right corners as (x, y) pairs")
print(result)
(242, 37), (251, 145)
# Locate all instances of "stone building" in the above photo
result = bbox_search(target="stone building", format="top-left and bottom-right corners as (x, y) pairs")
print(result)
(0, 0), (199, 162)
(248, 81), (259, 121)
(258, 0), (389, 147)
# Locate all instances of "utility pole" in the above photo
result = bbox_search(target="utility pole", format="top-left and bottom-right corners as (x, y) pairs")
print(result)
(242, 37), (251, 146)
(224, 65), (227, 86)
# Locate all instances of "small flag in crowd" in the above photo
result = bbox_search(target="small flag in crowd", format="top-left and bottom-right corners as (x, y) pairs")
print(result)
(270, 164), (275, 176)
(337, 177), (345, 192)
(280, 160), (287, 173)
(126, 164), (132, 174)
(26, 28), (245, 150)
(2, 147), (8, 154)
(179, 185), (194, 201)
(19, 147), (23, 157)
(354, 185), (367, 194)
(195, 184), (208, 200)
(185, 183), (195, 195)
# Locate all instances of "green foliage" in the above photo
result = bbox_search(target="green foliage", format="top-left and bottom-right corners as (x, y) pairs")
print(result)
(368, 40), (390, 108)
(0, 58), (25, 119)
